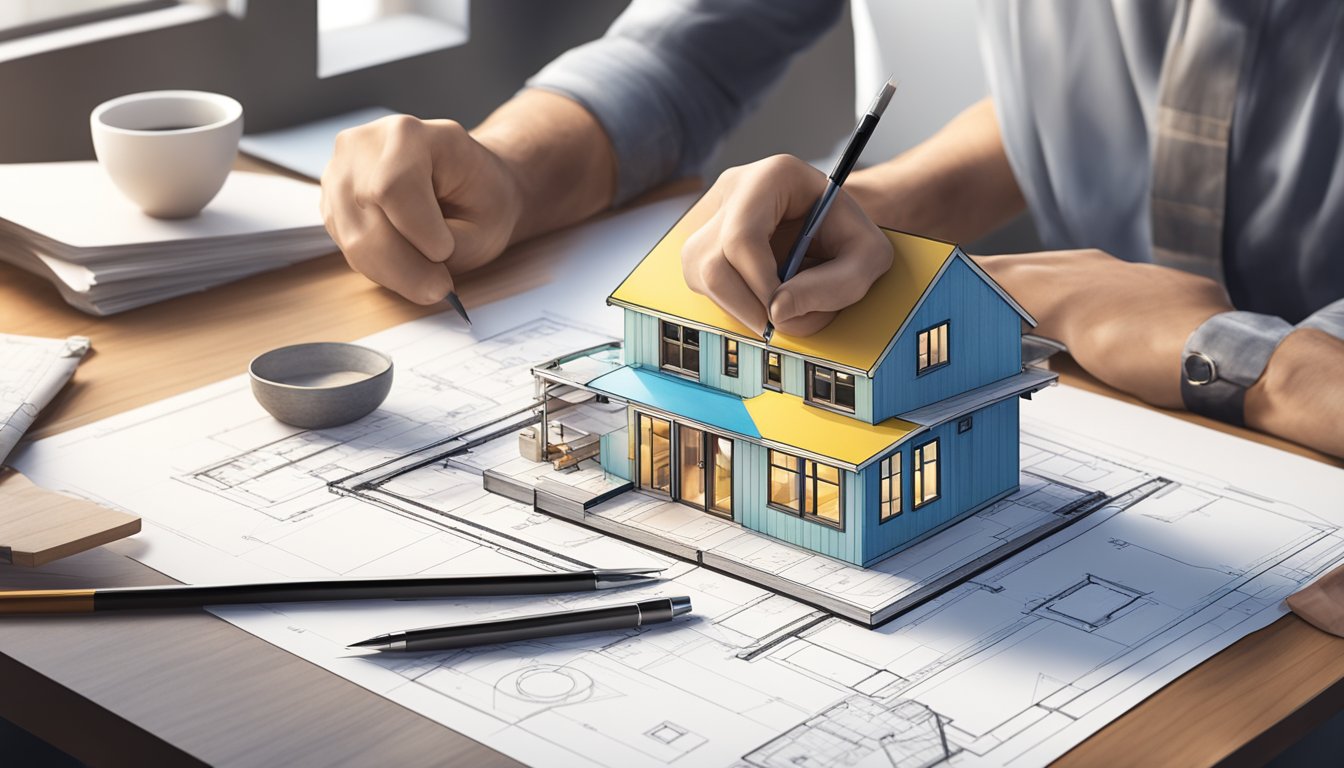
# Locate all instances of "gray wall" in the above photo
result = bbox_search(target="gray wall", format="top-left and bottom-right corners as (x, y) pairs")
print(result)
(0, 0), (854, 174)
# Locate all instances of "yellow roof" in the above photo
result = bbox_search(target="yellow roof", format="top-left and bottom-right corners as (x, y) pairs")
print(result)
(743, 389), (919, 467)
(609, 196), (958, 373)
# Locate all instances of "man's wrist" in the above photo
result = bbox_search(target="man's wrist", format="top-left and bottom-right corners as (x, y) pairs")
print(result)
(1181, 310), (1293, 426)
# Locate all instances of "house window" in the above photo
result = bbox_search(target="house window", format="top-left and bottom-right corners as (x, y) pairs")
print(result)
(660, 321), (700, 376)
(917, 321), (950, 374)
(768, 449), (842, 528)
(806, 363), (856, 412)
(957, 416), (973, 433)
(913, 439), (940, 508)
(879, 454), (901, 522)
(763, 351), (783, 390)
(723, 338), (739, 378)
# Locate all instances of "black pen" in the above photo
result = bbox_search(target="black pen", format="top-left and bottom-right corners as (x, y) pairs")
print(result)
(349, 595), (692, 652)
(764, 77), (897, 343)
(0, 569), (662, 614)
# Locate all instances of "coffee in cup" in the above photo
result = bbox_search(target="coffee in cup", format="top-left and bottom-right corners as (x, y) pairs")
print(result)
(90, 90), (243, 218)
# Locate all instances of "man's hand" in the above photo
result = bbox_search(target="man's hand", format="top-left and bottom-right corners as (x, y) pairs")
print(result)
(320, 114), (524, 305)
(320, 90), (617, 306)
(974, 249), (1233, 408)
(682, 155), (893, 337)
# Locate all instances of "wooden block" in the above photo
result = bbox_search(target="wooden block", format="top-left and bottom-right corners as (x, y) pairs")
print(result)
(0, 468), (140, 567)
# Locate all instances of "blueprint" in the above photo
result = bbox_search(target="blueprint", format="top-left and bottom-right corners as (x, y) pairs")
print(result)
(0, 332), (88, 464)
(12, 194), (1344, 766)
(13, 310), (1344, 767)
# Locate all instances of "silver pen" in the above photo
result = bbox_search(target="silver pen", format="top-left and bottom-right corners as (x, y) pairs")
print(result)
(348, 595), (693, 652)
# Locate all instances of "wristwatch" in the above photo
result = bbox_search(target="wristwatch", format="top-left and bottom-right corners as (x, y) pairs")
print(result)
(1181, 311), (1293, 426)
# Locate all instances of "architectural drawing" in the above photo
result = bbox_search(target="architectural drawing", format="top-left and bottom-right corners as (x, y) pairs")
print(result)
(14, 310), (1344, 768)
(0, 333), (87, 461)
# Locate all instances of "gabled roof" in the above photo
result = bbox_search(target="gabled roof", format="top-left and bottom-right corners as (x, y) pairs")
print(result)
(608, 198), (1035, 376)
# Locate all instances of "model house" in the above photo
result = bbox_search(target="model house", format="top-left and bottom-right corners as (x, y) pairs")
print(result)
(534, 201), (1052, 568)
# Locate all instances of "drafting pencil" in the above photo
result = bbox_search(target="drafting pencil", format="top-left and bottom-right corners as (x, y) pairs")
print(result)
(0, 568), (663, 615)
(764, 77), (897, 343)
(349, 596), (693, 652)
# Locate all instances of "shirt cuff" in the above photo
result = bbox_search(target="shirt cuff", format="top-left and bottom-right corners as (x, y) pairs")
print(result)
(1298, 297), (1344, 341)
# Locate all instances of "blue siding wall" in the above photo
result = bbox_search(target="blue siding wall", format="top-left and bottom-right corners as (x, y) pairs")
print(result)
(701, 333), (763, 398)
(599, 426), (631, 480)
(860, 397), (1020, 565)
(871, 255), (1023, 420)
(782, 354), (805, 396)
(733, 440), (865, 564)
(624, 309), (660, 368)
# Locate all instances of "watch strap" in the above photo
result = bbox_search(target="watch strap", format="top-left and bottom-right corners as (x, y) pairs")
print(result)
(1298, 297), (1344, 341)
(1181, 310), (1293, 426)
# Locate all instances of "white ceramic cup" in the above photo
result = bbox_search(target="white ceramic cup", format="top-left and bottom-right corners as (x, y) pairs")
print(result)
(90, 90), (243, 218)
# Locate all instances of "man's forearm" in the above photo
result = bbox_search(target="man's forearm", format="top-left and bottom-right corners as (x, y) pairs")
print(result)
(1246, 329), (1344, 458)
(846, 97), (1026, 244)
(472, 89), (618, 244)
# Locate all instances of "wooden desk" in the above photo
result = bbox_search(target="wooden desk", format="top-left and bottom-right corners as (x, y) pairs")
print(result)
(2, 192), (1343, 766)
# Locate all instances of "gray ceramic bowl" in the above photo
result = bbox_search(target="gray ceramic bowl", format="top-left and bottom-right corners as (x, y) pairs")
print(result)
(248, 342), (393, 429)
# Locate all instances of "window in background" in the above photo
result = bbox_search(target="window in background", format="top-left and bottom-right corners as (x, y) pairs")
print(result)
(318, 0), (469, 78)
(0, 0), (169, 36)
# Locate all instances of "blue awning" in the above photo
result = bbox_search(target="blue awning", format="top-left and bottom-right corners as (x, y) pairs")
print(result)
(586, 366), (761, 439)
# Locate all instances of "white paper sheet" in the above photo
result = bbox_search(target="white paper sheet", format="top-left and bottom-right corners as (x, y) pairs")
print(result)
(0, 333), (88, 464)
(13, 197), (1344, 767)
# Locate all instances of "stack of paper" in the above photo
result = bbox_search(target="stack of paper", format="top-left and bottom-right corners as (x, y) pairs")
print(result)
(0, 162), (334, 315)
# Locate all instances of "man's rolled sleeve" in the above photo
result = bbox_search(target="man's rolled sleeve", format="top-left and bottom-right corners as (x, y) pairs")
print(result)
(527, 0), (845, 205)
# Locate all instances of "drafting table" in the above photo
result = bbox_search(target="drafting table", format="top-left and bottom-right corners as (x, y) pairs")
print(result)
(1, 162), (1342, 767)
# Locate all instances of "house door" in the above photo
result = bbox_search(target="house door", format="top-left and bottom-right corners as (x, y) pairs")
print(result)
(677, 425), (706, 508)
(637, 413), (672, 496)
(676, 426), (733, 519)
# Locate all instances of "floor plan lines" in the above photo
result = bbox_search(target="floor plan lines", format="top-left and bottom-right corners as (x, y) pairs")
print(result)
(14, 311), (1344, 768)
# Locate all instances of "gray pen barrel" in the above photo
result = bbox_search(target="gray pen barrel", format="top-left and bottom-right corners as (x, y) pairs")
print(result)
(402, 602), (643, 651)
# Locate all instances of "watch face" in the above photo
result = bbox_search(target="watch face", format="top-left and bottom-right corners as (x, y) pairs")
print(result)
(1183, 352), (1216, 385)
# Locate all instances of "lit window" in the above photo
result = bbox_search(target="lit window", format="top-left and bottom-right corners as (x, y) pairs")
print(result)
(660, 321), (700, 376)
(763, 351), (783, 390)
(768, 450), (799, 510)
(768, 449), (843, 527)
(806, 363), (856, 412)
(879, 454), (901, 521)
(917, 321), (949, 373)
(318, 0), (470, 79)
(913, 439), (940, 508)
(723, 338), (739, 378)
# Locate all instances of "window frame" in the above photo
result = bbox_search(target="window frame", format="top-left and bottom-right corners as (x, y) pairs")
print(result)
(762, 350), (783, 391)
(722, 337), (740, 379)
(916, 320), (951, 375)
(659, 320), (701, 378)
(878, 452), (902, 523)
(912, 438), (941, 509)
(766, 449), (844, 530)
(804, 362), (857, 414)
